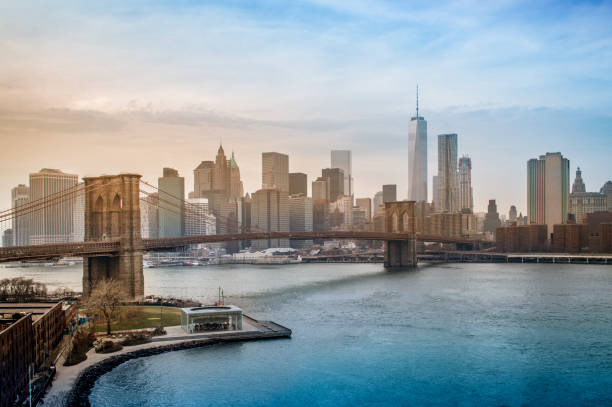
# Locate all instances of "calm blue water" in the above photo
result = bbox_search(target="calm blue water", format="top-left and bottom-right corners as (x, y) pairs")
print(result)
(6, 263), (612, 406)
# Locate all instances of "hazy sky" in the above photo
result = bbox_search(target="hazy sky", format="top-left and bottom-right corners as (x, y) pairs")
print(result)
(1, 0), (611, 217)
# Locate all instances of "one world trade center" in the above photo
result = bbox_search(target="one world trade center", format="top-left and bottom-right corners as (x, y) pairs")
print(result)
(408, 86), (427, 202)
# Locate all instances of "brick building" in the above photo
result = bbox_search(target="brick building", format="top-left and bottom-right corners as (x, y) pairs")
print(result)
(495, 224), (547, 253)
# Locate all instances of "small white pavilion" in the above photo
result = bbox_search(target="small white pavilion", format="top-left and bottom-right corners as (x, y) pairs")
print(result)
(180, 305), (243, 333)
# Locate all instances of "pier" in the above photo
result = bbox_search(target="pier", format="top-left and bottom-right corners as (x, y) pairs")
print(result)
(419, 251), (612, 264)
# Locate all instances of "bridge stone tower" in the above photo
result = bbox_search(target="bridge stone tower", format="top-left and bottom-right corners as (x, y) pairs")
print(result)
(82, 174), (144, 300)
(384, 201), (417, 267)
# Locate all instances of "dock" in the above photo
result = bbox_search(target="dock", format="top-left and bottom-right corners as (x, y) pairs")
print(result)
(419, 251), (612, 264)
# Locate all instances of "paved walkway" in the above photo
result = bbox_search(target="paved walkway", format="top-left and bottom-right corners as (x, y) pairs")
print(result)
(42, 317), (266, 405)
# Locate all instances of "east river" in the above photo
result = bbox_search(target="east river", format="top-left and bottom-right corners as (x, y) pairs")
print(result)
(3, 262), (612, 406)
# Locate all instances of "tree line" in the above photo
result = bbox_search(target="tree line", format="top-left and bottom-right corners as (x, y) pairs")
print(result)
(0, 277), (48, 302)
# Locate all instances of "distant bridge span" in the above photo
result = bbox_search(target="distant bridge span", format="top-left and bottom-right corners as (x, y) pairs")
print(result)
(0, 232), (481, 263)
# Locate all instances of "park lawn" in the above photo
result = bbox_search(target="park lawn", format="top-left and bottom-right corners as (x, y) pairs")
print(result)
(91, 305), (182, 333)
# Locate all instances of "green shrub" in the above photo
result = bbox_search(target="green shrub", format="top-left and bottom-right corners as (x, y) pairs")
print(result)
(95, 340), (123, 354)
(121, 330), (151, 346)
(151, 326), (167, 336)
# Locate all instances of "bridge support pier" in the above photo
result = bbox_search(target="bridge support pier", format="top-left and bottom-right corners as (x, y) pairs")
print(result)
(384, 239), (417, 267)
(82, 174), (144, 300)
(383, 201), (417, 268)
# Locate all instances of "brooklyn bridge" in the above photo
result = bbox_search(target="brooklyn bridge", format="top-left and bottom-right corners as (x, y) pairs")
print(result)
(0, 174), (483, 300)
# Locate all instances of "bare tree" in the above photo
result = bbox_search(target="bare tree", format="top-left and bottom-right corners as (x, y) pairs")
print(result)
(84, 279), (127, 335)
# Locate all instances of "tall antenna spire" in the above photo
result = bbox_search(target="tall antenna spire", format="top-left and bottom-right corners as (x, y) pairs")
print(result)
(416, 84), (419, 118)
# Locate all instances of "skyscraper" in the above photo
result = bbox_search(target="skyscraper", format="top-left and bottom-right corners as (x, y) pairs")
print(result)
(331, 150), (353, 197)
(2, 229), (13, 247)
(458, 156), (473, 211)
(355, 198), (372, 222)
(229, 152), (244, 199)
(312, 177), (330, 201)
(262, 152), (289, 192)
(321, 168), (344, 202)
(71, 185), (85, 242)
(289, 172), (308, 196)
(312, 200), (329, 232)
(527, 152), (570, 237)
(194, 145), (243, 200)
(432, 176), (438, 208)
(11, 184), (29, 246)
(382, 184), (397, 203)
(251, 188), (289, 249)
(329, 196), (353, 229)
(373, 191), (384, 215)
(569, 167), (607, 223)
(193, 161), (214, 197)
(408, 87), (427, 202)
(185, 198), (214, 236)
(29, 168), (78, 244)
(572, 167), (586, 193)
(289, 194), (313, 249)
(600, 181), (612, 211)
(213, 145), (230, 193)
(484, 199), (501, 234)
(509, 205), (518, 223)
(158, 167), (185, 238)
(437, 134), (458, 212)
(141, 192), (159, 239)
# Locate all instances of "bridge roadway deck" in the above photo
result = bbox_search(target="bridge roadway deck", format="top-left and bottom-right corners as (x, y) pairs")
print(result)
(0, 231), (482, 263)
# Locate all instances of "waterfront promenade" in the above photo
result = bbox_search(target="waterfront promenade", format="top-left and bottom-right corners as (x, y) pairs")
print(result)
(43, 316), (291, 406)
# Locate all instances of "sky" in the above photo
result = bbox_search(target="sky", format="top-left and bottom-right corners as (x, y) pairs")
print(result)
(0, 0), (611, 217)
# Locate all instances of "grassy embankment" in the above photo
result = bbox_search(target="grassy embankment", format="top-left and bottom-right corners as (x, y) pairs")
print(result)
(90, 305), (181, 333)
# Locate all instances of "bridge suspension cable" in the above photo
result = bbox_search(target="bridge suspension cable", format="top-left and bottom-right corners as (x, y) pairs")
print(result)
(139, 180), (244, 233)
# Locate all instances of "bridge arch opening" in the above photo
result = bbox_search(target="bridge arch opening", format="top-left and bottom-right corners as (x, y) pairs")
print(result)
(94, 195), (104, 239)
(391, 213), (399, 233)
(402, 212), (410, 233)
(110, 193), (121, 237)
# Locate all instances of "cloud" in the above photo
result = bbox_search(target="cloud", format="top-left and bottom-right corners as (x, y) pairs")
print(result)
(0, 0), (611, 216)
(0, 109), (125, 134)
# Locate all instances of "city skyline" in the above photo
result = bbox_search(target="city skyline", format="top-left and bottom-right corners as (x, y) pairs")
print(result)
(1, 1), (611, 216)
(2, 3), (612, 407)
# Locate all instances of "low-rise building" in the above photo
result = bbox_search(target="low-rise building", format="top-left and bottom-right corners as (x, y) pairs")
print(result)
(600, 223), (612, 253)
(495, 224), (548, 253)
(0, 302), (71, 407)
(552, 224), (590, 253)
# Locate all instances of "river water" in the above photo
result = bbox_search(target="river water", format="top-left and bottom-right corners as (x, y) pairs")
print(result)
(3, 262), (612, 406)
